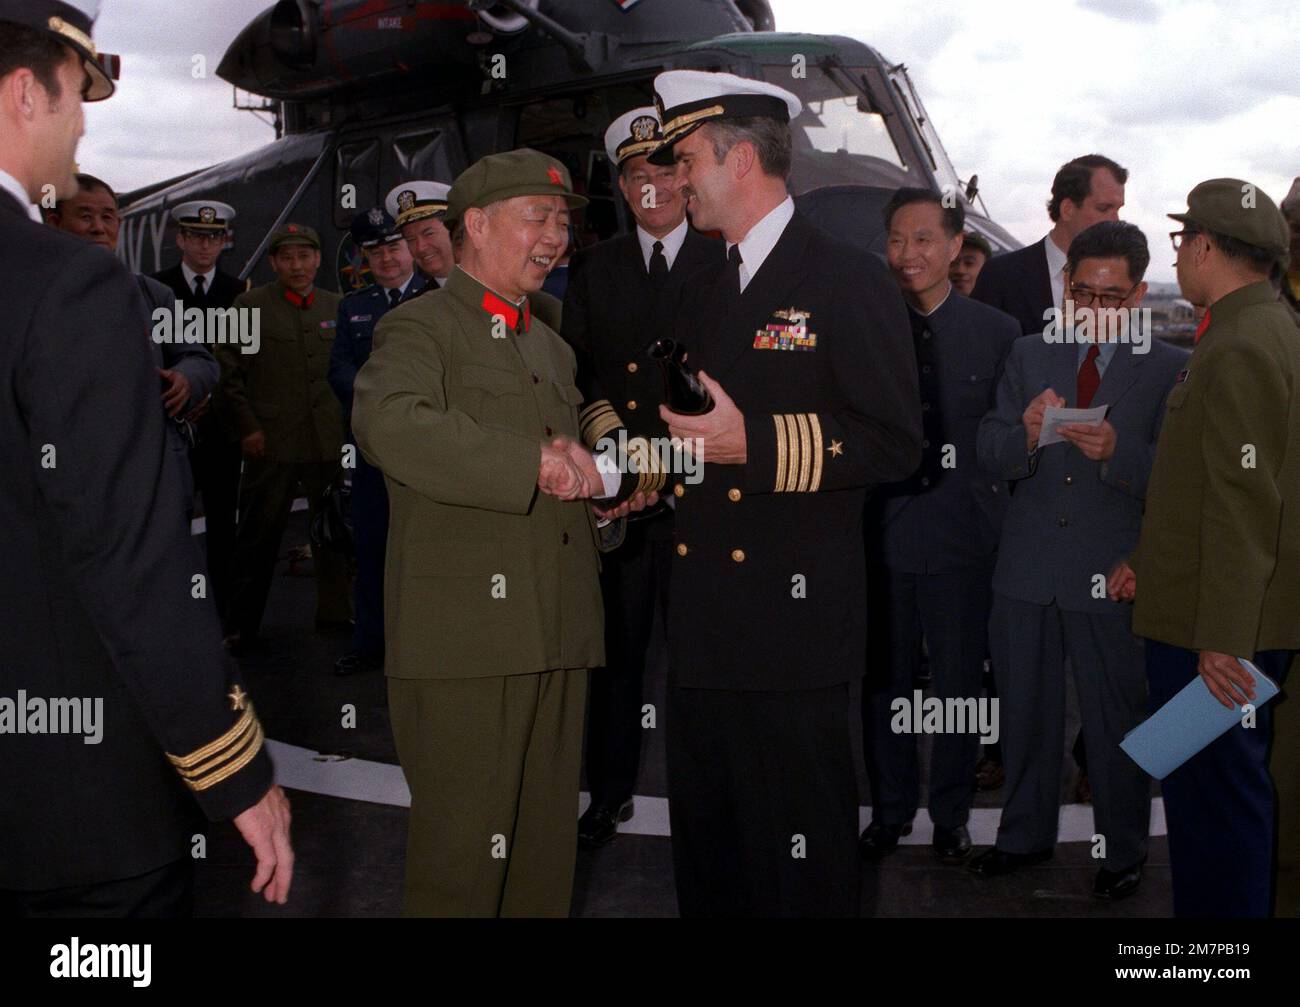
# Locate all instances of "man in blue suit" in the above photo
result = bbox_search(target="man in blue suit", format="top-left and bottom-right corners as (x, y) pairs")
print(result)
(973, 155), (1127, 336)
(328, 209), (427, 674)
(861, 188), (1019, 863)
(973, 221), (1187, 899)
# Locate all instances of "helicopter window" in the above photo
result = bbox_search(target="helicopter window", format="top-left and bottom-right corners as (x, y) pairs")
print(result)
(391, 128), (455, 181)
(761, 64), (910, 195)
(334, 138), (381, 228)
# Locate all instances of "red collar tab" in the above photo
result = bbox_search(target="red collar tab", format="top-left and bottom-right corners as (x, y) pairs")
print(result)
(283, 287), (316, 310)
(480, 290), (530, 333)
(1194, 308), (1211, 343)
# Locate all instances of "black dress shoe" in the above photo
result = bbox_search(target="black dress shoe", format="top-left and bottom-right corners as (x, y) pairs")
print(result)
(334, 650), (383, 676)
(858, 821), (912, 861)
(933, 824), (971, 862)
(578, 799), (634, 849)
(968, 845), (1053, 877)
(1094, 858), (1145, 900)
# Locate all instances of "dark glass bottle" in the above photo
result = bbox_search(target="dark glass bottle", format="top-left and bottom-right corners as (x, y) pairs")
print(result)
(648, 338), (714, 415)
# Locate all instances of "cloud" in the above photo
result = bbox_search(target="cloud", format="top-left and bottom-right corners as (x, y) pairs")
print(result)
(1077, 0), (1162, 23)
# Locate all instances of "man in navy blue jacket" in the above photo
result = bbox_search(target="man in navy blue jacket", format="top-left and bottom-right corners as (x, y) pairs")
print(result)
(328, 208), (426, 675)
(862, 188), (1019, 864)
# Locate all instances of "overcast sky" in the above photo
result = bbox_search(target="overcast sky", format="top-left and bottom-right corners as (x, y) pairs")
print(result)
(80, 0), (1298, 284)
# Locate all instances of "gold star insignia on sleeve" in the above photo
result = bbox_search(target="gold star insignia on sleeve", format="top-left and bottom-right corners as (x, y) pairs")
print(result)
(227, 685), (248, 711)
(828, 440), (844, 457)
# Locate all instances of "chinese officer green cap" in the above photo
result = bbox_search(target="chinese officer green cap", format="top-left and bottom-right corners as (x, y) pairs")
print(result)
(268, 222), (320, 252)
(0, 0), (118, 101)
(445, 148), (588, 225)
(1168, 178), (1290, 263)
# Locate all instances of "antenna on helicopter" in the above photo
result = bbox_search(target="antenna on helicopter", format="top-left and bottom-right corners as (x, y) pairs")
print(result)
(232, 87), (282, 139)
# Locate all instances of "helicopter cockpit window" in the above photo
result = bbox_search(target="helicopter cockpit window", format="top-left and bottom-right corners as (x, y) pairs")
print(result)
(334, 138), (380, 228)
(761, 64), (911, 195)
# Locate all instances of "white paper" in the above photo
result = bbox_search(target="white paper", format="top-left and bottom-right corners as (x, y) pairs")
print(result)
(1038, 404), (1108, 447)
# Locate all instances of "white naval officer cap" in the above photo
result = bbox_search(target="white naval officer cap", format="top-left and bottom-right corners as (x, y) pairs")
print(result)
(170, 199), (235, 232)
(604, 106), (664, 168)
(647, 70), (802, 165)
(0, 0), (118, 101)
(385, 181), (451, 228)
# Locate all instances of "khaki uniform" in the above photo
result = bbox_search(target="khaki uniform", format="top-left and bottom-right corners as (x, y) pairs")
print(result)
(353, 266), (603, 916)
(215, 281), (350, 638)
(1132, 281), (1300, 654)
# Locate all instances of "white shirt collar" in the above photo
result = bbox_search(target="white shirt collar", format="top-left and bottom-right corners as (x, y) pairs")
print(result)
(636, 216), (689, 272)
(728, 196), (795, 293)
(182, 261), (217, 293)
(383, 272), (416, 297)
(914, 283), (953, 318)
(0, 169), (42, 224)
(1044, 232), (1069, 311)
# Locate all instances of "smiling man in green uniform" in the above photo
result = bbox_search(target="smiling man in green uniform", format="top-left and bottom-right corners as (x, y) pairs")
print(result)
(353, 149), (608, 917)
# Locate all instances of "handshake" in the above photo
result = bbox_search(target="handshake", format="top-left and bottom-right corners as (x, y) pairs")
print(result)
(537, 436), (659, 519)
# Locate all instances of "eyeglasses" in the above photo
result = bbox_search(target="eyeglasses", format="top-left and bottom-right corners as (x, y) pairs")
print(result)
(1067, 283), (1139, 309)
(1170, 230), (1198, 252)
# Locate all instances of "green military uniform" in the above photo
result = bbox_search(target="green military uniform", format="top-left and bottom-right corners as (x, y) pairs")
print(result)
(352, 150), (603, 917)
(1130, 178), (1299, 917)
(215, 224), (350, 641)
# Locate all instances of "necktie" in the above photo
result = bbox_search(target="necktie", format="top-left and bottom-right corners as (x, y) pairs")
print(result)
(1077, 344), (1101, 408)
(193, 274), (205, 297)
(388, 287), (402, 309)
(649, 240), (668, 288)
(726, 243), (743, 293)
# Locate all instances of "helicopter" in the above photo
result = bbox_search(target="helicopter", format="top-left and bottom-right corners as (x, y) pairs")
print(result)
(116, 0), (1018, 292)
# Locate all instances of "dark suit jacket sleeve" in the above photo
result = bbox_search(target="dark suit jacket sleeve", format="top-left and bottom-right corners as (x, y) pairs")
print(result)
(1098, 354), (1179, 500)
(742, 251), (922, 493)
(978, 338), (1036, 480)
(328, 298), (358, 409)
(16, 247), (271, 821)
(214, 289), (261, 440)
(148, 281), (219, 410)
(563, 247), (661, 505)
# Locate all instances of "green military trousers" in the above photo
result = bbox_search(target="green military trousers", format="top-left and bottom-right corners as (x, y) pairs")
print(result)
(389, 667), (588, 917)
(1273, 655), (1299, 917)
(228, 458), (352, 640)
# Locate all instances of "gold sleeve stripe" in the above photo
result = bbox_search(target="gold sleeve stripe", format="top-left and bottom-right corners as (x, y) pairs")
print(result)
(167, 707), (255, 769)
(773, 414), (788, 492)
(628, 436), (667, 496)
(173, 713), (257, 781)
(809, 413), (825, 492)
(183, 721), (266, 793)
(794, 413), (812, 492)
(579, 400), (622, 447)
(782, 414), (801, 492)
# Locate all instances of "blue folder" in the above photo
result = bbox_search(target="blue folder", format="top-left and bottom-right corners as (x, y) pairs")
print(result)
(1120, 659), (1281, 779)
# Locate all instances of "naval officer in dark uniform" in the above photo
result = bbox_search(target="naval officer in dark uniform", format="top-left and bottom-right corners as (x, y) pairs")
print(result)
(0, 0), (291, 916)
(649, 70), (922, 916)
(562, 106), (721, 847)
(329, 208), (427, 674)
(860, 188), (1019, 863)
(153, 198), (248, 622)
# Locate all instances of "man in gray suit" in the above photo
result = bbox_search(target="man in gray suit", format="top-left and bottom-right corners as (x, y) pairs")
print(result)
(973, 221), (1187, 899)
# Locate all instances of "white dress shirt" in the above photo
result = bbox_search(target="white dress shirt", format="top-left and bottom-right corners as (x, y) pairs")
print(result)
(182, 262), (218, 296)
(636, 217), (689, 272)
(0, 169), (42, 224)
(727, 196), (795, 293)
(1044, 232), (1069, 311)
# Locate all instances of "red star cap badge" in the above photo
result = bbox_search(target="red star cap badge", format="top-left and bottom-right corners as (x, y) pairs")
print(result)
(547, 166), (563, 186)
